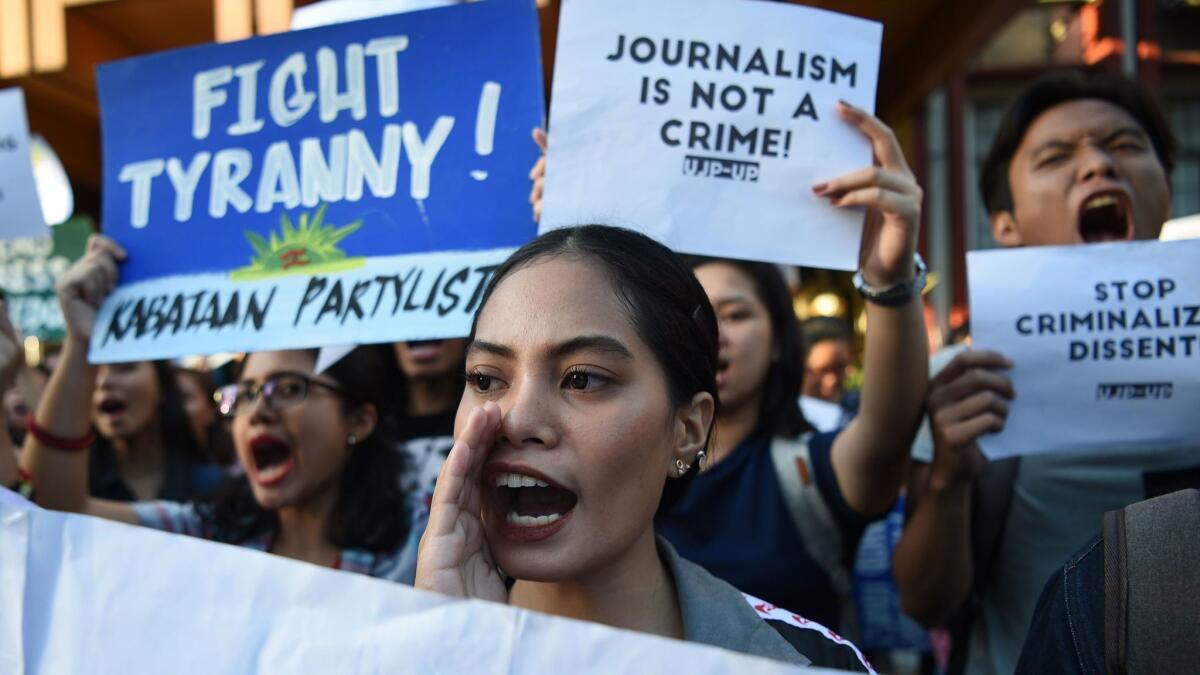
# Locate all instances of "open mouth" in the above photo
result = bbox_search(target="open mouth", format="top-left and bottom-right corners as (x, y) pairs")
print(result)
(1078, 192), (1132, 244)
(715, 357), (731, 387)
(249, 435), (296, 486)
(405, 339), (446, 363)
(97, 398), (128, 417)
(488, 469), (578, 541)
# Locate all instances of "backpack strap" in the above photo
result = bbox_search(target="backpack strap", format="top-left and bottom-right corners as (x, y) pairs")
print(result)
(945, 455), (1021, 675)
(1104, 488), (1200, 675)
(769, 434), (850, 597)
(1102, 506), (1128, 675)
(970, 456), (1021, 592)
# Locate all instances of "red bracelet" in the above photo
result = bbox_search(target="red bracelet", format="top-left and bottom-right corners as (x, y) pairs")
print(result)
(25, 412), (95, 451)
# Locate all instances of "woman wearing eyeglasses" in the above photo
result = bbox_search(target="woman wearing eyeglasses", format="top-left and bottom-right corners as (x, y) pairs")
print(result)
(9, 235), (418, 580)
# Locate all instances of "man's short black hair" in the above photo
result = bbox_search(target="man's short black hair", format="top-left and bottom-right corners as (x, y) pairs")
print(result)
(800, 316), (853, 358)
(979, 72), (1177, 214)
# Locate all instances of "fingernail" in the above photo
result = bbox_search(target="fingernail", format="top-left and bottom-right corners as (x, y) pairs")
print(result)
(812, 182), (828, 195)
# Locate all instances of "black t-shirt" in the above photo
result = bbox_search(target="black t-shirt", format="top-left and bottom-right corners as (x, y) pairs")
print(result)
(394, 410), (456, 508)
(88, 444), (223, 502)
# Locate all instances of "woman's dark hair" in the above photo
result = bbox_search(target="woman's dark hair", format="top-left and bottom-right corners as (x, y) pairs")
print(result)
(468, 225), (720, 515)
(201, 345), (411, 553)
(685, 257), (811, 439)
(980, 71), (1177, 214)
(89, 361), (212, 503)
(175, 366), (236, 466)
(93, 361), (208, 464)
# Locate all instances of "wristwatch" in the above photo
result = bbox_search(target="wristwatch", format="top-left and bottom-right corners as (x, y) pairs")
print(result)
(853, 253), (927, 307)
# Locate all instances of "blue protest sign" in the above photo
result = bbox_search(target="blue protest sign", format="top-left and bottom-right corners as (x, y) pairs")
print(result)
(91, 0), (544, 362)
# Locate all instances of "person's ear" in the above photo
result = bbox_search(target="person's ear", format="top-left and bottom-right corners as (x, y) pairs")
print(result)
(347, 402), (378, 445)
(668, 391), (715, 477)
(991, 210), (1023, 247)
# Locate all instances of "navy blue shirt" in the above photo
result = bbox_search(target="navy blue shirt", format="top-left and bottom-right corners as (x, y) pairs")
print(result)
(657, 431), (868, 628)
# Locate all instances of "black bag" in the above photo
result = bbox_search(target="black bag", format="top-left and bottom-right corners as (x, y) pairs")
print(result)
(1103, 488), (1200, 675)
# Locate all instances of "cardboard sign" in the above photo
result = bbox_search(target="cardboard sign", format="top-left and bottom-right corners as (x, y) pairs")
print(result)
(0, 217), (92, 341)
(0, 505), (837, 674)
(0, 88), (48, 241)
(968, 239), (1200, 459)
(540, 0), (881, 270)
(91, 0), (544, 363)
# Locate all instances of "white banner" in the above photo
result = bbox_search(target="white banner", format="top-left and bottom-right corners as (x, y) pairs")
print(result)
(540, 0), (881, 270)
(0, 88), (47, 241)
(89, 247), (511, 363)
(968, 239), (1200, 458)
(0, 504), (846, 674)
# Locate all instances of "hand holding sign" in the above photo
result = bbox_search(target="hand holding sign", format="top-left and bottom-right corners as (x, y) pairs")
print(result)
(927, 349), (1013, 486)
(540, 0), (882, 270)
(529, 128), (547, 223)
(55, 235), (126, 344)
(416, 402), (507, 603)
(814, 102), (921, 286)
(968, 239), (1200, 458)
(92, 1), (545, 363)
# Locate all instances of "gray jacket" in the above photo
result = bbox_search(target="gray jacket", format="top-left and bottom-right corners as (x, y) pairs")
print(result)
(661, 536), (811, 666)
(659, 537), (869, 672)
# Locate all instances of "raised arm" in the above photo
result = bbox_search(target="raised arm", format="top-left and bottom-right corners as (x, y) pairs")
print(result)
(19, 234), (137, 524)
(892, 349), (1012, 627)
(819, 103), (928, 518)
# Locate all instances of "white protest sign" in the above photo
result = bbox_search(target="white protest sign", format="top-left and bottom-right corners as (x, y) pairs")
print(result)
(968, 239), (1200, 459)
(0, 88), (48, 241)
(540, 0), (881, 270)
(0, 505), (846, 674)
(0, 486), (34, 509)
(292, 0), (457, 29)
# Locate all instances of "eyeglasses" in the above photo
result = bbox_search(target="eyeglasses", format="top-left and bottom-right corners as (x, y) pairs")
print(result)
(215, 372), (349, 418)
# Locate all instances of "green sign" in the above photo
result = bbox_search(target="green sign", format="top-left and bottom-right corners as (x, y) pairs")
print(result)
(0, 216), (92, 341)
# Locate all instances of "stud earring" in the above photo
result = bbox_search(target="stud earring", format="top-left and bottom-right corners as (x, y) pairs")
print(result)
(675, 458), (690, 477)
(347, 435), (357, 446)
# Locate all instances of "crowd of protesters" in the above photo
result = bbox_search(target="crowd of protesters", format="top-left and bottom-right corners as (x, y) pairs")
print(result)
(1, 67), (1196, 674)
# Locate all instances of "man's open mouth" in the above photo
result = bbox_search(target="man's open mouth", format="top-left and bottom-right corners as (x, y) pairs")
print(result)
(249, 435), (296, 486)
(1078, 191), (1133, 244)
